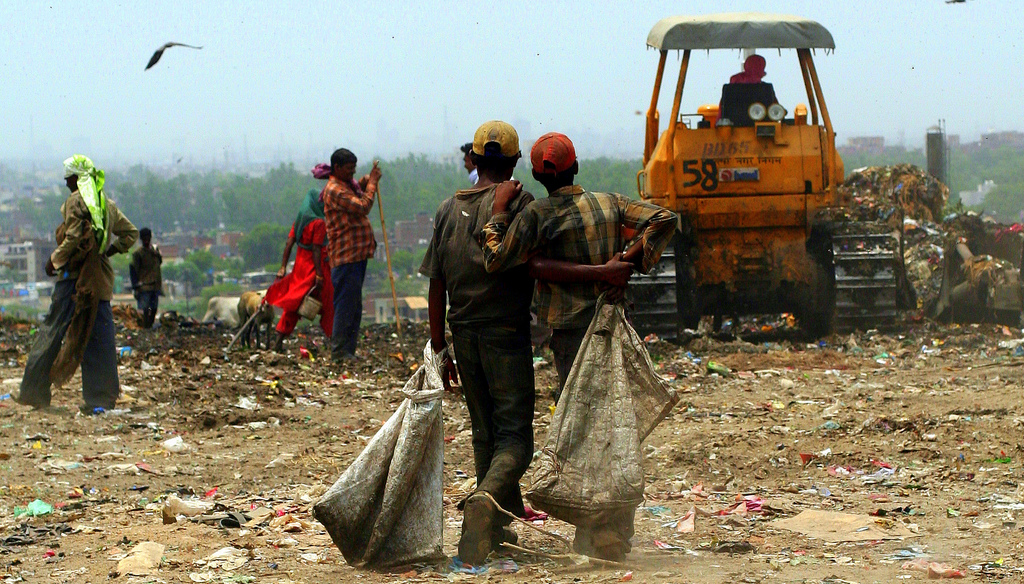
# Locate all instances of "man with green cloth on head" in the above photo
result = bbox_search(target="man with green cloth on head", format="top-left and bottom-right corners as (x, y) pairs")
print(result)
(16, 155), (138, 414)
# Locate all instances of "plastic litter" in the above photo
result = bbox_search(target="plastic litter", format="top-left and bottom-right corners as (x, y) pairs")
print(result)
(901, 557), (965, 579)
(200, 546), (249, 571)
(313, 341), (445, 568)
(706, 361), (731, 376)
(161, 436), (190, 453)
(162, 495), (214, 522)
(115, 541), (165, 576)
(14, 499), (53, 517)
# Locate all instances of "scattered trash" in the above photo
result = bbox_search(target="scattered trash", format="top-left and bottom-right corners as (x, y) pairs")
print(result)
(901, 558), (965, 579)
(675, 506), (696, 533)
(234, 396), (259, 410)
(706, 361), (731, 376)
(199, 546), (249, 571)
(449, 557), (519, 574)
(162, 495), (214, 522)
(264, 453), (295, 468)
(14, 499), (53, 517)
(772, 510), (921, 542)
(115, 541), (165, 576)
(161, 435), (190, 453)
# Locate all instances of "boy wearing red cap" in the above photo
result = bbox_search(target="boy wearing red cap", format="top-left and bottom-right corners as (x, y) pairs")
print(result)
(480, 132), (677, 561)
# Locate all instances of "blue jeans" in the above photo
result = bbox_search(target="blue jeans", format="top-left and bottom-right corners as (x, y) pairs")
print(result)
(136, 290), (160, 328)
(331, 260), (367, 359)
(136, 290), (159, 313)
(19, 280), (120, 409)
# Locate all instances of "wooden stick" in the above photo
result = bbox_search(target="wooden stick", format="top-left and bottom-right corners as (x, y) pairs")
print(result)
(498, 543), (629, 569)
(225, 303), (262, 352)
(376, 180), (402, 339)
(478, 492), (572, 550)
(478, 491), (629, 569)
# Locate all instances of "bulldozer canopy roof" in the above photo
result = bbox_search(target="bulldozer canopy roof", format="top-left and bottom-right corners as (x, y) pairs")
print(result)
(648, 13), (835, 51)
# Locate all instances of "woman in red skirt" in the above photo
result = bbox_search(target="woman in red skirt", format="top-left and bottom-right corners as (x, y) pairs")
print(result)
(265, 165), (335, 352)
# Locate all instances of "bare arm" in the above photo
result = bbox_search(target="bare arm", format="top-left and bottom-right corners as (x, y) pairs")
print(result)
(278, 234), (296, 279)
(427, 277), (459, 393)
(311, 244), (324, 284)
(527, 253), (633, 287)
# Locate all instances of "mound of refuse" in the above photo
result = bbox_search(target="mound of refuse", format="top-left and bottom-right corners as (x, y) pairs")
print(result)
(839, 164), (949, 225)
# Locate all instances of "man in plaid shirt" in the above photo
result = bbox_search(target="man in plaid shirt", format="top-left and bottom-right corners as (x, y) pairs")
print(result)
(322, 148), (380, 362)
(481, 132), (676, 561)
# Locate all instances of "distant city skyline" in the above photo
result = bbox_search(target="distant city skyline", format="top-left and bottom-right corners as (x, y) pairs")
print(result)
(1, 1), (1019, 165)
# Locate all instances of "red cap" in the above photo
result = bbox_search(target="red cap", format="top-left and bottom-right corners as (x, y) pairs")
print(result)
(531, 132), (576, 175)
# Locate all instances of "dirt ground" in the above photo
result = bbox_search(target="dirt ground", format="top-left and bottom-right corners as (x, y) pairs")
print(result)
(2, 314), (1024, 584)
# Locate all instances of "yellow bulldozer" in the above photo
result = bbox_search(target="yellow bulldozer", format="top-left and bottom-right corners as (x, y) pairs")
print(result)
(629, 13), (914, 338)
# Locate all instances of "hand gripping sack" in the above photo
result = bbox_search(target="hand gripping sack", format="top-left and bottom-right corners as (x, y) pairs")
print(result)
(526, 299), (678, 527)
(313, 342), (446, 568)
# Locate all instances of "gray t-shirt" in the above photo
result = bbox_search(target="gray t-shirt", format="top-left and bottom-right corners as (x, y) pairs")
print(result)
(419, 184), (535, 328)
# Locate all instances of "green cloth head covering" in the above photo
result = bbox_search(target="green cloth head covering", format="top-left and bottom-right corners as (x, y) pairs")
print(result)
(292, 189), (326, 248)
(63, 154), (109, 251)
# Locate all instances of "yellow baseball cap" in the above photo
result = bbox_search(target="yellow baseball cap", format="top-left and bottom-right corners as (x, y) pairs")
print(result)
(472, 120), (521, 158)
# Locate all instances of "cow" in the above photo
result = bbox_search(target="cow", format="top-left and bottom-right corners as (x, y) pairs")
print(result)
(201, 296), (241, 328)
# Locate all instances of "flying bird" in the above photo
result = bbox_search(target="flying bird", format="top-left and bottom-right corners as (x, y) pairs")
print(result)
(145, 42), (203, 70)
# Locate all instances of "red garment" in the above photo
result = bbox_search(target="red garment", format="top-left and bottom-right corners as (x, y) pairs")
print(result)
(730, 54), (767, 84)
(265, 220), (335, 337)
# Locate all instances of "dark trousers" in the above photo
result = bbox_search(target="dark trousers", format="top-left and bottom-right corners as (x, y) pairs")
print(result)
(452, 323), (535, 520)
(550, 326), (588, 402)
(136, 290), (159, 328)
(19, 280), (120, 409)
(330, 260), (367, 359)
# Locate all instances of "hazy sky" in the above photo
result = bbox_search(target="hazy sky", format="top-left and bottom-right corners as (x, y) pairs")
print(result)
(0, 1), (1018, 165)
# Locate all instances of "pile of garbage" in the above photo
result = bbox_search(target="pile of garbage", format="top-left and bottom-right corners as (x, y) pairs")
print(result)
(839, 164), (949, 225)
(837, 165), (957, 317)
(901, 218), (946, 314)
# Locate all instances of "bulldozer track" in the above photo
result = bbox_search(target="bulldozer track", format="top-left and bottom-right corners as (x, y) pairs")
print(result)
(626, 246), (680, 338)
(832, 229), (902, 332)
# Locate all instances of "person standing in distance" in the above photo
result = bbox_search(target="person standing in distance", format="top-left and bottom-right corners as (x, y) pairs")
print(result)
(130, 227), (162, 328)
(17, 155), (138, 413)
(322, 148), (380, 362)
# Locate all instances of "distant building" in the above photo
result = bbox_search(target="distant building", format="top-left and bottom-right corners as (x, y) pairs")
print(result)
(959, 180), (997, 207)
(371, 296), (428, 324)
(216, 231), (244, 253)
(0, 242), (36, 283)
(161, 244), (183, 264)
(0, 239), (54, 283)
(979, 131), (1024, 150)
(393, 213), (433, 249)
(842, 136), (885, 153)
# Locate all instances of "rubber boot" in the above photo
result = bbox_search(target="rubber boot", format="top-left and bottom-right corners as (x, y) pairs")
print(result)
(273, 332), (286, 353)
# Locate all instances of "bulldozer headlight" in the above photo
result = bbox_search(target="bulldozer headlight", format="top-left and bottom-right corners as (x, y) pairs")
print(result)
(747, 102), (767, 121)
(768, 103), (787, 121)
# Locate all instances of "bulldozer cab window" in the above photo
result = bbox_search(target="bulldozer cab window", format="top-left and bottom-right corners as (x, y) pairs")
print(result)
(718, 82), (779, 126)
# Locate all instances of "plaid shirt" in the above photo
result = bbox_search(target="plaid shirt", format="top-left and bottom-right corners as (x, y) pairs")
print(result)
(322, 175), (377, 267)
(482, 185), (676, 329)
